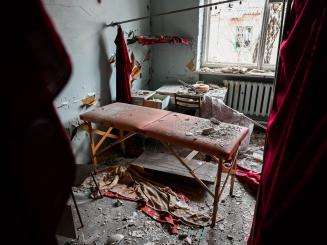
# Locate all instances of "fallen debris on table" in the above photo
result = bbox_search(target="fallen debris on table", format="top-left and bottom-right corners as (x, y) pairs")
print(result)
(210, 117), (221, 125)
(201, 127), (215, 136)
(201, 97), (255, 151)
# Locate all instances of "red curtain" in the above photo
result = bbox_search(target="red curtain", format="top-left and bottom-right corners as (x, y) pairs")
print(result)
(115, 25), (133, 103)
(249, 0), (327, 244)
(4, 1), (75, 244)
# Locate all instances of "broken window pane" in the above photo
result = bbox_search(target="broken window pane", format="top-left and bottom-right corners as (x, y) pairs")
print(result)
(263, 2), (283, 66)
(206, 0), (266, 65)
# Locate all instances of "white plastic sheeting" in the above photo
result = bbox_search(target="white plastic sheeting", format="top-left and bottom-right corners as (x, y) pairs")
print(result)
(202, 94), (254, 152)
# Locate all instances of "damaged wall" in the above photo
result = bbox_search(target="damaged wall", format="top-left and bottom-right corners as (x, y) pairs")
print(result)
(149, 0), (204, 89)
(43, 0), (151, 164)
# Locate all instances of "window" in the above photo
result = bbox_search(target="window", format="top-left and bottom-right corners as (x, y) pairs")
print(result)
(202, 0), (284, 71)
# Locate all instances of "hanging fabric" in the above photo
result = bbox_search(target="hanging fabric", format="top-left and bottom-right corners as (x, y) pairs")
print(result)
(236, 165), (260, 196)
(248, 0), (327, 244)
(4, 0), (75, 244)
(128, 35), (190, 46)
(115, 25), (133, 103)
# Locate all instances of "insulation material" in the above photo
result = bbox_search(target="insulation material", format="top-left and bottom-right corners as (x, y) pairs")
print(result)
(130, 62), (142, 83)
(202, 96), (253, 152)
(186, 57), (196, 72)
(81, 94), (96, 106)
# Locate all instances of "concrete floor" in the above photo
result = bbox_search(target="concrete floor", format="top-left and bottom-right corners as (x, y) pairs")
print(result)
(58, 179), (255, 245)
(57, 133), (263, 245)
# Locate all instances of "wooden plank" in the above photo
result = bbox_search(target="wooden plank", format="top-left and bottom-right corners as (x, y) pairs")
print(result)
(94, 129), (119, 139)
(184, 150), (199, 163)
(94, 127), (113, 152)
(163, 144), (215, 197)
(131, 152), (218, 183)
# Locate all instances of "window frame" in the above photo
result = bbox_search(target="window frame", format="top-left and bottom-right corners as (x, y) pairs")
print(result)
(201, 0), (283, 71)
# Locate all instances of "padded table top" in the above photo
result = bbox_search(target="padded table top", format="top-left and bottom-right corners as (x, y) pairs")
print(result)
(80, 102), (170, 132)
(143, 113), (248, 159)
(80, 102), (248, 159)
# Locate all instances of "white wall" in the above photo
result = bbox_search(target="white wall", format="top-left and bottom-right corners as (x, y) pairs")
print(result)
(150, 0), (204, 89)
(43, 0), (151, 164)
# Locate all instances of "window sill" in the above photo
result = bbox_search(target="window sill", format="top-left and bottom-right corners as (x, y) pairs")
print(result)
(195, 68), (275, 83)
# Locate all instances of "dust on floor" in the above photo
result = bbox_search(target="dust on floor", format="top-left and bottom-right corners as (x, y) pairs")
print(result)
(58, 132), (264, 245)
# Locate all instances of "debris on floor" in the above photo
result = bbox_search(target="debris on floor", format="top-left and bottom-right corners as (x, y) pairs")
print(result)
(131, 151), (217, 183)
(113, 200), (123, 207)
(59, 131), (265, 245)
(81, 165), (212, 234)
(106, 234), (124, 245)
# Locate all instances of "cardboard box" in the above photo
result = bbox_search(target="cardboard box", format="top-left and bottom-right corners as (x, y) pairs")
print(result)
(131, 90), (156, 105)
(143, 94), (171, 110)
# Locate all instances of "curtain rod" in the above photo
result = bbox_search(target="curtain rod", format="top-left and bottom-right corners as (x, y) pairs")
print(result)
(106, 0), (241, 27)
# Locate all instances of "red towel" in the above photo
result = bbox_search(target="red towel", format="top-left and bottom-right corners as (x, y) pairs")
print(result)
(115, 26), (133, 103)
(236, 165), (260, 196)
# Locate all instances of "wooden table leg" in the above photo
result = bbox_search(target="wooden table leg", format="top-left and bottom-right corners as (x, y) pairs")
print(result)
(229, 150), (239, 196)
(163, 142), (215, 197)
(229, 160), (237, 196)
(119, 130), (126, 155)
(85, 122), (103, 198)
(71, 189), (84, 228)
(86, 122), (97, 165)
(211, 158), (224, 228)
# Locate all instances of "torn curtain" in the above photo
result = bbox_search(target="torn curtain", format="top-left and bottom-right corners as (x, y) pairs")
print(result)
(115, 25), (133, 103)
(129, 35), (190, 46)
(4, 0), (75, 244)
(249, 0), (327, 244)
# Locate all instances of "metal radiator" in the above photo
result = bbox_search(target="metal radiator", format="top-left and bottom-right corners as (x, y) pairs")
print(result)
(223, 80), (274, 118)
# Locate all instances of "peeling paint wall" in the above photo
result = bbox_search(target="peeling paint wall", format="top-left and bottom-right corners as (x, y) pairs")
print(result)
(43, 0), (151, 164)
(150, 0), (204, 89)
